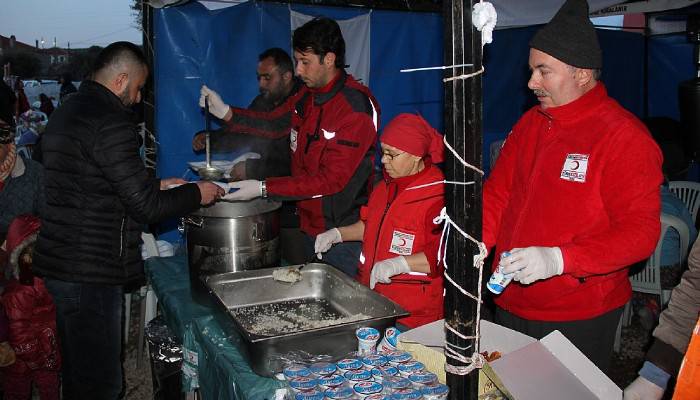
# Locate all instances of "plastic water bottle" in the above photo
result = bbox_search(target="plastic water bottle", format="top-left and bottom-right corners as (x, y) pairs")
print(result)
(486, 251), (514, 294)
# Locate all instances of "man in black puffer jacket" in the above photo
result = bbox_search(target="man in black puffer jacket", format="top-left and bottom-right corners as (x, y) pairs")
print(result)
(34, 42), (223, 400)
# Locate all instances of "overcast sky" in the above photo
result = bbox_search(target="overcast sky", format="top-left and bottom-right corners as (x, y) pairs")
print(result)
(1, 0), (142, 49)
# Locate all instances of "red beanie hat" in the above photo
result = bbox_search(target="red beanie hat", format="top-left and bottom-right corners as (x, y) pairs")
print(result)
(380, 114), (444, 163)
(6, 215), (40, 279)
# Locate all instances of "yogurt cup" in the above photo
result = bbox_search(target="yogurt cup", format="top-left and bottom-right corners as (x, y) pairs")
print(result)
(378, 327), (400, 352)
(324, 385), (355, 399)
(288, 376), (318, 392)
(386, 351), (413, 365)
(420, 384), (449, 399)
(408, 372), (438, 387)
(370, 365), (399, 380)
(365, 394), (389, 400)
(310, 361), (337, 376)
(336, 357), (363, 371)
(356, 327), (380, 355)
(353, 381), (384, 397)
(283, 364), (312, 379)
(294, 389), (324, 400)
(397, 361), (425, 376)
(383, 376), (412, 390)
(390, 388), (423, 400)
(362, 354), (389, 368)
(318, 374), (347, 388)
(343, 368), (373, 382)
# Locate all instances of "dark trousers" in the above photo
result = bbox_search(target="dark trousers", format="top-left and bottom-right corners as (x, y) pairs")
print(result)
(2, 369), (60, 400)
(44, 278), (124, 400)
(304, 234), (361, 278)
(495, 306), (623, 375)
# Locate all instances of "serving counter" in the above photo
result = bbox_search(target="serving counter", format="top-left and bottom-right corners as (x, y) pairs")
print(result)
(144, 255), (285, 400)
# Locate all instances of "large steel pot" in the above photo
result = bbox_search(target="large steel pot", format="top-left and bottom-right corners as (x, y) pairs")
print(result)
(183, 199), (281, 284)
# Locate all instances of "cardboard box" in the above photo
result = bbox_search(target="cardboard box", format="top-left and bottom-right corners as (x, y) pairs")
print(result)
(397, 319), (621, 399)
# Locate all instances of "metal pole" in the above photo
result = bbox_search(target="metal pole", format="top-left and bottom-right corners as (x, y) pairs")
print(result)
(442, 0), (483, 399)
(142, 2), (156, 173)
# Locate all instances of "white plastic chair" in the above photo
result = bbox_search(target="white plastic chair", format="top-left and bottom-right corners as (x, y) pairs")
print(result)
(668, 180), (700, 224)
(124, 232), (162, 368)
(622, 213), (691, 327)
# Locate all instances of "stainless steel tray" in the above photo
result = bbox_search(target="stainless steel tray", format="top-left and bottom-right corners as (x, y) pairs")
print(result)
(203, 263), (408, 376)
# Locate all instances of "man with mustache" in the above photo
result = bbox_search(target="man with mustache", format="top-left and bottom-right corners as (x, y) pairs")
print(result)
(192, 48), (306, 263)
(483, 0), (663, 375)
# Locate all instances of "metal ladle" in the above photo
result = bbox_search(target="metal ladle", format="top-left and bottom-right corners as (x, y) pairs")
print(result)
(198, 96), (224, 181)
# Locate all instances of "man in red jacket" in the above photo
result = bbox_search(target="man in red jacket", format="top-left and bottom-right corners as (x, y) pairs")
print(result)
(200, 17), (379, 277)
(483, 0), (663, 374)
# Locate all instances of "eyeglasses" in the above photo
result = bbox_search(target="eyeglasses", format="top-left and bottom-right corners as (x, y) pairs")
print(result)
(382, 151), (405, 161)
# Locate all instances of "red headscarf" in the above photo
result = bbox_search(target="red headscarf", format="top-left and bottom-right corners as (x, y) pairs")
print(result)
(380, 114), (444, 163)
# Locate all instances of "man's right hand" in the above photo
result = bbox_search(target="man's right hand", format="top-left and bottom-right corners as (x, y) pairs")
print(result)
(192, 132), (206, 151)
(314, 228), (342, 255)
(196, 181), (224, 205)
(199, 85), (230, 120)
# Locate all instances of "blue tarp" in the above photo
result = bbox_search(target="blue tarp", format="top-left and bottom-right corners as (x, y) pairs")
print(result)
(154, 1), (693, 238)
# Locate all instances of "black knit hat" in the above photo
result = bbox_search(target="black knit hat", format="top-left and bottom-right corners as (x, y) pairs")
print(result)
(529, 0), (602, 69)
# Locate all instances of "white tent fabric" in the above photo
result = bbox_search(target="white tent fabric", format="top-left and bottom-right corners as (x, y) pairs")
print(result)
(591, 0), (700, 17)
(290, 10), (371, 86)
(490, 0), (621, 27)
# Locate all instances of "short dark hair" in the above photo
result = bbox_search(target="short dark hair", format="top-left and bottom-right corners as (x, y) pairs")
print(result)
(258, 48), (294, 75)
(292, 17), (345, 69)
(91, 41), (147, 75)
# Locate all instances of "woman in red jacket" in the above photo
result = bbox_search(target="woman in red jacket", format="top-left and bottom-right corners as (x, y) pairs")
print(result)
(315, 113), (445, 329)
(2, 215), (61, 400)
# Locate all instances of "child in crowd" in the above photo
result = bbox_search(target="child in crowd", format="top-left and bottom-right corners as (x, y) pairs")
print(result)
(1, 215), (60, 400)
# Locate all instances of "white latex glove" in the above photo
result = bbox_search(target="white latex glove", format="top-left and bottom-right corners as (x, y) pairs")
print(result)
(500, 246), (563, 285)
(221, 180), (262, 201)
(314, 228), (342, 255)
(623, 376), (664, 400)
(370, 256), (411, 289)
(199, 85), (229, 119)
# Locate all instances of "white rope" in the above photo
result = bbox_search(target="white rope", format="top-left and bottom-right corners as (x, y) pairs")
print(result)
(442, 135), (484, 176)
(443, 66), (486, 83)
(406, 180), (474, 191)
(400, 63), (474, 73)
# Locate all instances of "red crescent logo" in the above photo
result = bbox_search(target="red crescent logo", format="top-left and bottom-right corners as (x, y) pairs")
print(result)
(571, 160), (580, 170)
(398, 238), (407, 246)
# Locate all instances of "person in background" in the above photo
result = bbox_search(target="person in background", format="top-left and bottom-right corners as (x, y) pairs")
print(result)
(1, 215), (60, 400)
(0, 79), (16, 129)
(192, 48), (306, 264)
(33, 42), (223, 399)
(38, 93), (54, 117)
(624, 235), (700, 399)
(315, 114), (445, 329)
(0, 118), (44, 242)
(482, 0), (663, 374)
(201, 17), (380, 276)
(13, 80), (29, 122)
(58, 72), (77, 103)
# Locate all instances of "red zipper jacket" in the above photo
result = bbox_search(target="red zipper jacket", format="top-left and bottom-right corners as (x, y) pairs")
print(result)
(224, 71), (379, 235)
(483, 83), (663, 321)
(1, 278), (61, 374)
(357, 164), (445, 328)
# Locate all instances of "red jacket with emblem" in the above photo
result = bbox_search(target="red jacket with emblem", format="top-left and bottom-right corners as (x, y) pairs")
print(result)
(223, 71), (379, 235)
(1, 278), (61, 374)
(357, 164), (445, 328)
(483, 83), (663, 321)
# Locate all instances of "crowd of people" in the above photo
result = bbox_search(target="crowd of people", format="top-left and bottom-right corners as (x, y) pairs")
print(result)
(0, 0), (698, 398)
